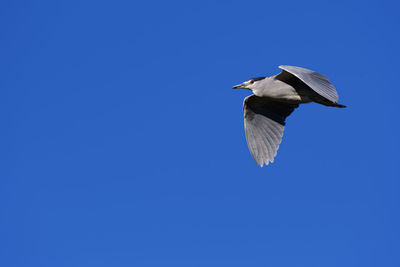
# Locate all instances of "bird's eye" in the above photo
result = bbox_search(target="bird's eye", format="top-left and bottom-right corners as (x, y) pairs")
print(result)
(249, 80), (255, 84)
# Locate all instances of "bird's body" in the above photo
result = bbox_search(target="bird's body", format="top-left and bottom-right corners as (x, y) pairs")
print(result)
(251, 76), (305, 102)
(233, 65), (345, 167)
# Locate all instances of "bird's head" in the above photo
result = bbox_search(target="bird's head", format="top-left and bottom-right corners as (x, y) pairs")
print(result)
(232, 77), (265, 90)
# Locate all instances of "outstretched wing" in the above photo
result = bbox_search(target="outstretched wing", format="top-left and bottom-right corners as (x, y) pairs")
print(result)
(243, 95), (298, 167)
(279, 65), (339, 103)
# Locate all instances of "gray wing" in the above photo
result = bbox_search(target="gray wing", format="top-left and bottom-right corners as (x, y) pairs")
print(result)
(279, 65), (339, 103)
(243, 95), (298, 167)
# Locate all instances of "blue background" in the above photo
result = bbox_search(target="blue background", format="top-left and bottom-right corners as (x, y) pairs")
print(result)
(2, 1), (399, 266)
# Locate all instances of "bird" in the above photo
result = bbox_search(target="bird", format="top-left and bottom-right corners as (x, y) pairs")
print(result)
(232, 65), (345, 167)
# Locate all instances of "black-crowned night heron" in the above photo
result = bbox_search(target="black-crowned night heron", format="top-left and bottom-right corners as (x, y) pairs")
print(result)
(233, 65), (345, 167)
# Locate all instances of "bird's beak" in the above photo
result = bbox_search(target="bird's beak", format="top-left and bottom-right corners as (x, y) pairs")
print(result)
(232, 83), (246, 89)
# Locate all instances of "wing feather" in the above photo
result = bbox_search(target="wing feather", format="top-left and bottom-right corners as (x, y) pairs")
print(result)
(244, 121), (261, 165)
(253, 117), (275, 161)
(254, 116), (282, 162)
(279, 65), (339, 103)
(243, 95), (298, 166)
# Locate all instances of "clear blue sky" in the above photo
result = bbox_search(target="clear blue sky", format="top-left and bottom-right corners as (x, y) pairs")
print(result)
(2, 0), (399, 266)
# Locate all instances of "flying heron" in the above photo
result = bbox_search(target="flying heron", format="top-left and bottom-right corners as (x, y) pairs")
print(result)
(233, 65), (345, 167)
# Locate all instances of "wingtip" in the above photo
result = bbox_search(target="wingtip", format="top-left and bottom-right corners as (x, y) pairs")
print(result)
(258, 159), (273, 167)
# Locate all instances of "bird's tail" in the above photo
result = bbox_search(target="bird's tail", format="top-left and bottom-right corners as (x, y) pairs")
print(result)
(329, 102), (346, 108)
(313, 98), (347, 108)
